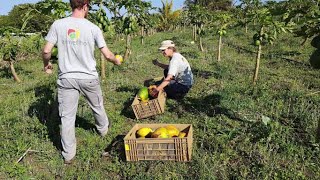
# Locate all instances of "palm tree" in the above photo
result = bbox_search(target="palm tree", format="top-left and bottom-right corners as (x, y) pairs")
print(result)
(184, 0), (233, 11)
(158, 0), (181, 31)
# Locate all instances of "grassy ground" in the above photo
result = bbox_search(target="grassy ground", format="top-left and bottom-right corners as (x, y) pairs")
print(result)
(0, 28), (319, 179)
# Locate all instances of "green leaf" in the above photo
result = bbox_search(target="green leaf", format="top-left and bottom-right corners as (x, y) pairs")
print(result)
(261, 115), (271, 126)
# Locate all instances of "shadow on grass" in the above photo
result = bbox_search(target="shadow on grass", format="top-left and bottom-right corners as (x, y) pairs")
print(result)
(28, 84), (61, 150)
(103, 134), (126, 162)
(75, 116), (96, 131)
(317, 120), (320, 143)
(28, 84), (98, 151)
(116, 86), (139, 119)
(192, 68), (214, 79)
(168, 93), (243, 122)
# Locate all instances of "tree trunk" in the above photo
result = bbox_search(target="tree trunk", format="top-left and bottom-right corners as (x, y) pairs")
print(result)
(199, 37), (204, 52)
(245, 24), (248, 33)
(193, 25), (197, 41)
(141, 27), (144, 45)
(245, 18), (248, 33)
(317, 119), (320, 143)
(9, 61), (21, 83)
(192, 25), (195, 40)
(301, 37), (308, 46)
(100, 53), (105, 80)
(124, 34), (131, 60)
(253, 27), (264, 85)
(253, 44), (262, 85)
(217, 35), (222, 61)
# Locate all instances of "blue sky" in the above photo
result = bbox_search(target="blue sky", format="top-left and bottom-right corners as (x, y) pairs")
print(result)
(0, 0), (186, 15)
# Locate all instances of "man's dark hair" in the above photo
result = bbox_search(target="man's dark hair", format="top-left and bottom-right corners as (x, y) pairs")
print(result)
(70, 0), (90, 10)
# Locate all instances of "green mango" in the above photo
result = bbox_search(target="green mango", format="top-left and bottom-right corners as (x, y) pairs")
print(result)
(138, 87), (149, 101)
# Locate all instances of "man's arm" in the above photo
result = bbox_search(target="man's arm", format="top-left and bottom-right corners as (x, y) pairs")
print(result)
(156, 74), (174, 91)
(152, 59), (169, 69)
(100, 46), (121, 65)
(42, 42), (54, 73)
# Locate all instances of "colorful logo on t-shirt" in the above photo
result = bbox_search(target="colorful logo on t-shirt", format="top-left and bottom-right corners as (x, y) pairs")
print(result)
(67, 28), (80, 41)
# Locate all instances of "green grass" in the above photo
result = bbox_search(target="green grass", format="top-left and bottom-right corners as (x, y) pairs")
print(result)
(0, 28), (319, 179)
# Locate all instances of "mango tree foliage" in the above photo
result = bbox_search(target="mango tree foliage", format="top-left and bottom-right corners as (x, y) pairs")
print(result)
(237, 0), (262, 33)
(22, 0), (70, 34)
(0, 0), (69, 82)
(184, 0), (233, 11)
(90, 0), (153, 61)
(119, 0), (153, 59)
(90, 0), (124, 39)
(281, 0), (320, 68)
(179, 10), (191, 32)
(211, 12), (234, 61)
(248, 7), (292, 85)
(188, 5), (210, 52)
(90, 1), (116, 36)
(137, 10), (157, 44)
(0, 4), (51, 34)
(0, 33), (21, 82)
(282, 0), (320, 42)
(90, 0), (117, 80)
(0, 15), (21, 35)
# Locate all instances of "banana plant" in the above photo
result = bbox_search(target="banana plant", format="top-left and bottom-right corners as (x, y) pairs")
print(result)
(158, 0), (181, 31)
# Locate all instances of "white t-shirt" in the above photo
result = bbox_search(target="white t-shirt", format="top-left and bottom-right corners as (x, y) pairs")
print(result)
(168, 53), (193, 86)
(46, 17), (106, 79)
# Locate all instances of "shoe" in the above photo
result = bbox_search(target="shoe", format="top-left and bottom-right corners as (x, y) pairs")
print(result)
(64, 158), (74, 165)
(101, 127), (108, 137)
(101, 151), (111, 157)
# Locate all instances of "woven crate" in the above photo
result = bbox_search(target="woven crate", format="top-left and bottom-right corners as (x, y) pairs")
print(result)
(124, 124), (193, 162)
(131, 90), (166, 119)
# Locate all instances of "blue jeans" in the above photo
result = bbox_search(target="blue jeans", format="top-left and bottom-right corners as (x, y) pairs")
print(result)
(155, 69), (191, 99)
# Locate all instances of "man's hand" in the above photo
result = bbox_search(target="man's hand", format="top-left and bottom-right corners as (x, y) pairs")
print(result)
(114, 55), (123, 65)
(152, 59), (159, 66)
(149, 87), (159, 98)
(44, 62), (53, 74)
(42, 41), (54, 74)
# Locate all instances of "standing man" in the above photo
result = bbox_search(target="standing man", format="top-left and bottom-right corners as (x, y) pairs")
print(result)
(151, 40), (193, 99)
(42, 0), (121, 164)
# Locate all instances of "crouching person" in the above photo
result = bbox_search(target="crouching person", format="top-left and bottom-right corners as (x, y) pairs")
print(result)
(151, 40), (193, 99)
